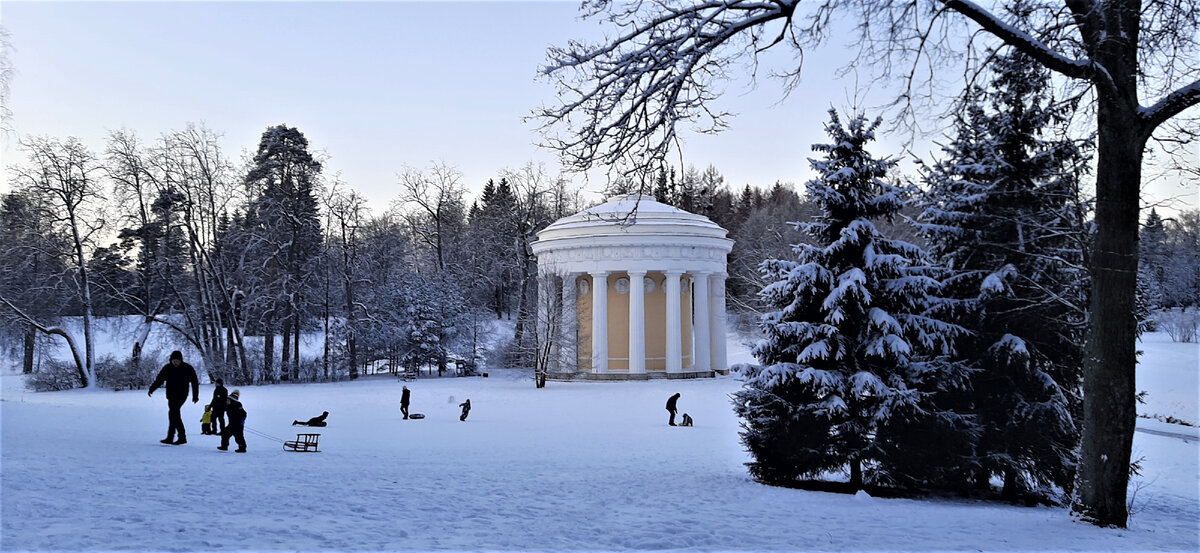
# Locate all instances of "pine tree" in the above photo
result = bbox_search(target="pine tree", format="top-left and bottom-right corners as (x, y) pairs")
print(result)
(243, 124), (324, 380)
(733, 110), (963, 489)
(918, 33), (1089, 502)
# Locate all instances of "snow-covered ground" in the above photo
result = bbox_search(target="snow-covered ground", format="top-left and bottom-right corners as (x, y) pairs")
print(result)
(1, 327), (1196, 552)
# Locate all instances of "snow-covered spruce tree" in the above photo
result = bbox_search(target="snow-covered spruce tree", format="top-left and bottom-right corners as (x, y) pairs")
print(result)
(918, 39), (1089, 503)
(733, 109), (965, 490)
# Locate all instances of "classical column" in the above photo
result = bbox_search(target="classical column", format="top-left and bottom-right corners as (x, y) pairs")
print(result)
(664, 270), (683, 373)
(536, 272), (552, 364)
(560, 273), (577, 372)
(628, 269), (647, 374)
(692, 271), (711, 372)
(709, 273), (728, 372)
(590, 271), (609, 373)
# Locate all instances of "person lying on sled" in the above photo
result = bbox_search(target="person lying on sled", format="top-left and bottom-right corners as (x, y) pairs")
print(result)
(293, 411), (329, 427)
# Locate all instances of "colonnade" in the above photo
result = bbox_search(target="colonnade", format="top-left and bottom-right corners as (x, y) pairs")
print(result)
(544, 270), (728, 375)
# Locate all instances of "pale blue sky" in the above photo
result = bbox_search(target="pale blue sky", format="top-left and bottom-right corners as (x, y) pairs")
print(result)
(1, 1), (1194, 216)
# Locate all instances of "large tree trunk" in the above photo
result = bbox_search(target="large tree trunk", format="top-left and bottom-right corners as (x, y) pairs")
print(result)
(263, 321), (276, 382)
(23, 325), (34, 374)
(849, 459), (862, 491)
(281, 313), (292, 380)
(292, 308), (301, 381)
(1073, 94), (1146, 527)
(131, 315), (154, 373)
(343, 243), (358, 380)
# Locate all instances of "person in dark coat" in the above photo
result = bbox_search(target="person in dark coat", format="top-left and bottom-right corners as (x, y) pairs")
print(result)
(148, 350), (200, 445)
(666, 392), (681, 426)
(400, 386), (411, 420)
(293, 411), (329, 427)
(459, 398), (471, 421)
(219, 389), (247, 453)
(210, 378), (228, 436)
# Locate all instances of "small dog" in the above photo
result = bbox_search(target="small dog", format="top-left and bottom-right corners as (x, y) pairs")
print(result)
(680, 413), (694, 427)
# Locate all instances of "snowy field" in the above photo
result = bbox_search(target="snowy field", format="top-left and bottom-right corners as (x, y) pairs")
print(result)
(1, 328), (1197, 552)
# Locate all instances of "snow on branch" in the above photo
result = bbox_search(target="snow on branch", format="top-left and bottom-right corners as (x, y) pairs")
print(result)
(938, 0), (1104, 87)
(1141, 78), (1200, 131)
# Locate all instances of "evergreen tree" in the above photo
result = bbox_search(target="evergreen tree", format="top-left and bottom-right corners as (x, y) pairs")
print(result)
(733, 110), (963, 489)
(652, 166), (676, 205)
(467, 178), (520, 318)
(1138, 208), (1169, 310)
(243, 124), (324, 380)
(918, 35), (1089, 502)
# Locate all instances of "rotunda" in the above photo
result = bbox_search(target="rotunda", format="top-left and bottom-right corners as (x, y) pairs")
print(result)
(531, 194), (733, 379)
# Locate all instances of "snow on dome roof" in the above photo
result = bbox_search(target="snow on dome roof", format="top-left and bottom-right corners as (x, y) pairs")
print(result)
(532, 193), (732, 275)
(538, 193), (726, 237)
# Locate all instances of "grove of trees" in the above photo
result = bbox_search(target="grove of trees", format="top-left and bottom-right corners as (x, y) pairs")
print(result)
(0, 125), (591, 390)
(536, 0), (1198, 528)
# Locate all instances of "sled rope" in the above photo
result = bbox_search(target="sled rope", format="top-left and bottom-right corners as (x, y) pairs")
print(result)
(244, 426), (286, 443)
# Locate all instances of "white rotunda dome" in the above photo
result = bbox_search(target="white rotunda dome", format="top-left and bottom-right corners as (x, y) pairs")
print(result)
(532, 194), (732, 380)
(532, 194), (732, 275)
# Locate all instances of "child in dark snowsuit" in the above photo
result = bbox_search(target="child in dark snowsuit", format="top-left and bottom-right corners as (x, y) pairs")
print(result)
(293, 411), (329, 427)
(459, 399), (471, 421)
(201, 404), (215, 435)
(210, 378), (228, 436)
(218, 390), (248, 453)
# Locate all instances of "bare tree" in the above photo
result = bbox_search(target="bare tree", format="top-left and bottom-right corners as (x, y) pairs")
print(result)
(394, 163), (467, 273)
(0, 190), (69, 374)
(124, 125), (252, 379)
(0, 26), (13, 136)
(105, 130), (182, 371)
(323, 180), (369, 379)
(499, 164), (576, 367)
(5, 137), (107, 386)
(536, 0), (1200, 527)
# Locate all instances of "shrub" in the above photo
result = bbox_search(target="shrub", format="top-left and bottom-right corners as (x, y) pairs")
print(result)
(1155, 308), (1199, 343)
(27, 360), (80, 392)
(94, 354), (158, 391)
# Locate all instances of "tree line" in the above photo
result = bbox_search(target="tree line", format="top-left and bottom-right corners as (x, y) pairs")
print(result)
(0, 125), (588, 387)
(535, 0), (1197, 529)
(0, 122), (829, 389)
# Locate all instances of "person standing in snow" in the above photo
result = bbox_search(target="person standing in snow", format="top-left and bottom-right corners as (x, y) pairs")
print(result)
(401, 386), (411, 420)
(148, 350), (200, 445)
(459, 398), (471, 421)
(200, 404), (215, 435)
(210, 378), (228, 436)
(666, 392), (681, 426)
(218, 389), (248, 453)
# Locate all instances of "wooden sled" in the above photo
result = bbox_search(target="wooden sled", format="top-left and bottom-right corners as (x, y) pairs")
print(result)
(284, 433), (320, 452)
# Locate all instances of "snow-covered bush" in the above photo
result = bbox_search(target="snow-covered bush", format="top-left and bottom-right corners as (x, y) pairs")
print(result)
(1156, 309), (1199, 343)
(27, 360), (80, 392)
(94, 354), (158, 391)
